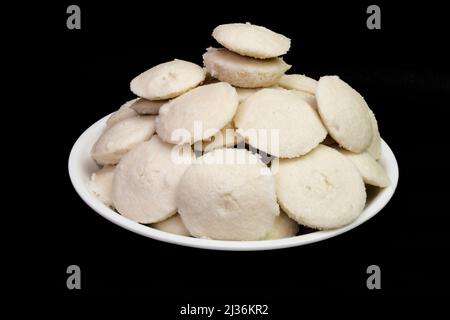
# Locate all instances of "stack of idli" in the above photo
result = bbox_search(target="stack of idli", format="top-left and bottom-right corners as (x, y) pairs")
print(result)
(88, 22), (389, 241)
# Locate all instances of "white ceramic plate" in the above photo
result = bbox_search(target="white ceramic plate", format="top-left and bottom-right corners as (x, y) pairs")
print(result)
(68, 114), (399, 251)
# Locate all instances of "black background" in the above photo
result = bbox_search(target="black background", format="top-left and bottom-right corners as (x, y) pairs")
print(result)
(28, 0), (450, 311)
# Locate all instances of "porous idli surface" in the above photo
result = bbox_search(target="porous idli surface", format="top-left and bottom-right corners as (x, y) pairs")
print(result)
(156, 82), (238, 144)
(212, 22), (290, 59)
(316, 76), (373, 152)
(113, 135), (193, 224)
(275, 144), (366, 230)
(234, 88), (327, 157)
(91, 116), (156, 165)
(130, 59), (205, 100)
(177, 148), (279, 240)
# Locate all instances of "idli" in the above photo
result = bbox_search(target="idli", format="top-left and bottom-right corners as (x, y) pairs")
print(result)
(156, 82), (238, 144)
(203, 47), (291, 88)
(130, 59), (205, 100)
(337, 149), (390, 187)
(212, 22), (290, 59)
(316, 76), (373, 152)
(234, 88), (327, 157)
(91, 116), (156, 165)
(276, 145), (366, 229)
(113, 135), (193, 224)
(177, 148), (279, 240)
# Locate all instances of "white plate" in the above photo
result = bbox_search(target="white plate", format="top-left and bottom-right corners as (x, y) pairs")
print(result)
(68, 114), (399, 251)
